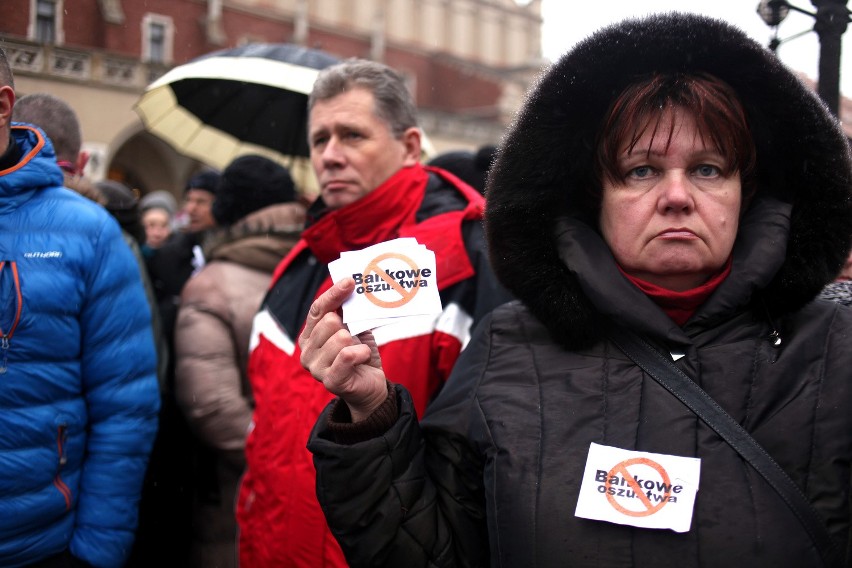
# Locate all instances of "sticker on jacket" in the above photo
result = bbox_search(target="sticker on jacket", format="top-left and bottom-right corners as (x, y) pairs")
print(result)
(574, 442), (701, 533)
(329, 237), (442, 335)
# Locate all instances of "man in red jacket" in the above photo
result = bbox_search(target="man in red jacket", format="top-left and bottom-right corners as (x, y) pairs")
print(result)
(236, 58), (511, 567)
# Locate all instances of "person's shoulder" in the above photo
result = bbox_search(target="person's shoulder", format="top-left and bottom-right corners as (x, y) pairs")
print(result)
(489, 299), (533, 321)
(155, 231), (197, 256)
(477, 300), (544, 338)
(32, 185), (115, 228)
(418, 170), (474, 216)
(791, 290), (852, 335)
(178, 262), (222, 301)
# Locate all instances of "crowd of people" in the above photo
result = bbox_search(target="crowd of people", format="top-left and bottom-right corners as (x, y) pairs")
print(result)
(1, 8), (851, 568)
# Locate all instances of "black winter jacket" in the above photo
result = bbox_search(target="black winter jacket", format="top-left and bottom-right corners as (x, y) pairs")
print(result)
(309, 12), (852, 567)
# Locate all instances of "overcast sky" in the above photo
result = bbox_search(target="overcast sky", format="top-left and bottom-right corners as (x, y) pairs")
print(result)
(540, 0), (851, 97)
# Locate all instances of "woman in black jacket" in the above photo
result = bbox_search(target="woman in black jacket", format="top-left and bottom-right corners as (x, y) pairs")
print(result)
(301, 12), (852, 567)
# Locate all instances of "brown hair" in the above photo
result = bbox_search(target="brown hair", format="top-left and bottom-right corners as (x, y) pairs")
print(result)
(308, 58), (417, 139)
(14, 93), (82, 162)
(594, 73), (756, 205)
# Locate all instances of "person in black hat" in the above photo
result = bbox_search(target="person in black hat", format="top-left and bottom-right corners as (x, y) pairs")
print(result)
(180, 170), (219, 234)
(427, 144), (497, 195)
(301, 12), (852, 567)
(174, 154), (305, 568)
(146, 169), (221, 334)
(211, 154), (297, 225)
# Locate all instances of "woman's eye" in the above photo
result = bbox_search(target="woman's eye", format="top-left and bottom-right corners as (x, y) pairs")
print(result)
(695, 164), (721, 177)
(628, 166), (653, 179)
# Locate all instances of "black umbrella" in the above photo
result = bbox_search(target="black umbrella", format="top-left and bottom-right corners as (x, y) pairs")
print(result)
(134, 43), (340, 195)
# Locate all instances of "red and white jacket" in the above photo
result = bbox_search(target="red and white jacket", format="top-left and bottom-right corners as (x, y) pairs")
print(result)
(237, 163), (512, 567)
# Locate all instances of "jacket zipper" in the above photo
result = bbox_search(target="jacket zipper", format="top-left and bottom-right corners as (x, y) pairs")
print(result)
(0, 261), (22, 374)
(54, 424), (72, 510)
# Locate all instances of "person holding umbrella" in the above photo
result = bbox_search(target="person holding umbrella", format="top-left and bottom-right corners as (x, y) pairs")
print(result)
(300, 12), (852, 568)
(236, 58), (512, 567)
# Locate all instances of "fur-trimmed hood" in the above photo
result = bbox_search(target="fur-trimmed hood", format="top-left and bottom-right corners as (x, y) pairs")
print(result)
(485, 12), (852, 349)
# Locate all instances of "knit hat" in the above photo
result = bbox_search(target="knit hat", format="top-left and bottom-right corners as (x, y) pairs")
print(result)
(140, 190), (177, 217)
(185, 170), (221, 195)
(212, 154), (297, 226)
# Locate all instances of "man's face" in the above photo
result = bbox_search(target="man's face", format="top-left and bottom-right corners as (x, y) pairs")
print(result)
(182, 188), (216, 232)
(308, 87), (420, 210)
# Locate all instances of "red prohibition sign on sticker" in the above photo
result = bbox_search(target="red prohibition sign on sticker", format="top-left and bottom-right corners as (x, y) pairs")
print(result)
(605, 457), (673, 517)
(361, 252), (422, 308)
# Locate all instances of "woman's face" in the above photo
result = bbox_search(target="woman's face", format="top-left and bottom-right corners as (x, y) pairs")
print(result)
(599, 108), (742, 292)
(142, 208), (172, 249)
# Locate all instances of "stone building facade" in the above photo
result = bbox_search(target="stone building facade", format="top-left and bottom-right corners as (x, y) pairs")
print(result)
(0, 0), (545, 198)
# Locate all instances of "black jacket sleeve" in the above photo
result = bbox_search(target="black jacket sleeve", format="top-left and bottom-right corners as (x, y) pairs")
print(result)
(308, 313), (498, 568)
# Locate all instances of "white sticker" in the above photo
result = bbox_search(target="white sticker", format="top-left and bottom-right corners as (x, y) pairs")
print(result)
(328, 238), (442, 335)
(574, 443), (701, 533)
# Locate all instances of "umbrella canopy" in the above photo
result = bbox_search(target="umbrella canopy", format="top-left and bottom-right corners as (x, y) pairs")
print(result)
(134, 43), (340, 197)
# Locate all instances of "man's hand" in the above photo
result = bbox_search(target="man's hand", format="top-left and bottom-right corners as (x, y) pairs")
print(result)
(299, 278), (389, 422)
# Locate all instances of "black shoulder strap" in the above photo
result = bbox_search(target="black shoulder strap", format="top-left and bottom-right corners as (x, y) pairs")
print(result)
(607, 325), (842, 568)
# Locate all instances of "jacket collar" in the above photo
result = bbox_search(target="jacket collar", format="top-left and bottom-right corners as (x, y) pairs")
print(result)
(0, 126), (64, 208)
(272, 163), (483, 291)
(0, 134), (20, 171)
(302, 164), (427, 264)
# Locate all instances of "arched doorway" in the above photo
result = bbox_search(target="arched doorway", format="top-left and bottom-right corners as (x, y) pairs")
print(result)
(107, 128), (209, 201)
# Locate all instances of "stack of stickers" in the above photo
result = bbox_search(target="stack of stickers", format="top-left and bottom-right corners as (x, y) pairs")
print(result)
(329, 238), (443, 335)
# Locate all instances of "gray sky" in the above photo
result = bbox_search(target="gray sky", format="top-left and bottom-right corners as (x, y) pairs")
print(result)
(540, 0), (851, 97)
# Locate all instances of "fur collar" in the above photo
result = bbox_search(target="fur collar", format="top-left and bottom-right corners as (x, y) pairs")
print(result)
(485, 12), (852, 349)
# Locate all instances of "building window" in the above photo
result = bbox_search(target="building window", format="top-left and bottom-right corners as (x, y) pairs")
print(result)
(142, 14), (174, 65)
(28, 0), (64, 45)
(149, 22), (166, 62)
(36, 0), (55, 42)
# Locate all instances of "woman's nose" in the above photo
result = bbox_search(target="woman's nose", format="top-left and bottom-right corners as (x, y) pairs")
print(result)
(658, 171), (694, 213)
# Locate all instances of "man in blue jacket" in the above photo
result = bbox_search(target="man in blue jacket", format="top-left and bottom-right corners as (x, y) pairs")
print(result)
(0, 48), (160, 567)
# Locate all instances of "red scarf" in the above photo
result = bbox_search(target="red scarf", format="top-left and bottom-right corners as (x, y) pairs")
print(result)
(270, 164), (484, 291)
(302, 165), (428, 264)
(618, 258), (732, 326)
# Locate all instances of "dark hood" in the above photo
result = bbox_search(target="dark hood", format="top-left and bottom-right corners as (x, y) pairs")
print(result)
(485, 11), (852, 349)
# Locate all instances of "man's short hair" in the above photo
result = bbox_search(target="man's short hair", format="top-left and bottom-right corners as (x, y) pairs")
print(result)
(0, 47), (14, 90)
(308, 58), (418, 138)
(14, 93), (82, 162)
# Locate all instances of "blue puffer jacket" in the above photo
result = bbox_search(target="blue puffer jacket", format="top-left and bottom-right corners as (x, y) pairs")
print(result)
(0, 125), (160, 567)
